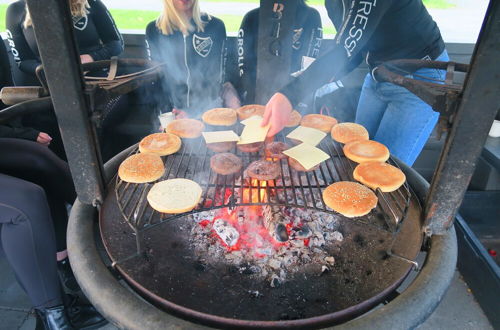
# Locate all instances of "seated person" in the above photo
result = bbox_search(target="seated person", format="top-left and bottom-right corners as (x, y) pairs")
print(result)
(0, 39), (52, 145)
(146, 0), (239, 117)
(0, 171), (106, 330)
(6, 0), (124, 160)
(232, 0), (323, 105)
(6, 0), (123, 76)
(0, 138), (78, 292)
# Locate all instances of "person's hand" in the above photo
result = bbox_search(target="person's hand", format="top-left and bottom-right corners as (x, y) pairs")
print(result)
(80, 54), (94, 64)
(262, 93), (293, 137)
(36, 132), (52, 146)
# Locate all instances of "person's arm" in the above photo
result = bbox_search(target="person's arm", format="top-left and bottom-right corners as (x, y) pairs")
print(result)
(5, 2), (41, 76)
(303, 8), (323, 60)
(280, 0), (391, 107)
(0, 124), (39, 141)
(85, 0), (124, 61)
(264, 0), (391, 136)
(233, 10), (257, 103)
(145, 22), (173, 112)
(145, 22), (161, 62)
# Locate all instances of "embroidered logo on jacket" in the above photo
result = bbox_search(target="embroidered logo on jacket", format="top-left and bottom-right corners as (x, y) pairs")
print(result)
(193, 34), (213, 57)
(292, 28), (303, 50)
(73, 16), (88, 31)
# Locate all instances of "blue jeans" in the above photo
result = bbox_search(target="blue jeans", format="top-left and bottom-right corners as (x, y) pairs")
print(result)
(355, 50), (449, 166)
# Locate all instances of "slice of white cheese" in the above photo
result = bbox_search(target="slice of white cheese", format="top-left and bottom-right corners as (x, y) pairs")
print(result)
(240, 115), (263, 126)
(202, 131), (240, 144)
(283, 143), (330, 170)
(286, 126), (326, 146)
(237, 117), (270, 144)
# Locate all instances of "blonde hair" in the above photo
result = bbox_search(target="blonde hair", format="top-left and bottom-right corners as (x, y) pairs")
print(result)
(24, 0), (90, 28)
(156, 0), (206, 36)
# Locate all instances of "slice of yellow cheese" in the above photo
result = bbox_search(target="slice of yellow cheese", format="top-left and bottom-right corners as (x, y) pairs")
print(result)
(202, 131), (240, 144)
(283, 143), (330, 170)
(240, 115), (263, 126)
(286, 126), (326, 146)
(237, 117), (270, 144)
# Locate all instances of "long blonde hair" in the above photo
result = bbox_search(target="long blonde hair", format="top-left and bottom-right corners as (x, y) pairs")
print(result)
(24, 0), (90, 28)
(156, 0), (206, 36)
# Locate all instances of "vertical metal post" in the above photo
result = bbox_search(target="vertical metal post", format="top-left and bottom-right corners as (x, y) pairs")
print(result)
(255, 0), (298, 104)
(26, 0), (105, 205)
(425, 0), (500, 235)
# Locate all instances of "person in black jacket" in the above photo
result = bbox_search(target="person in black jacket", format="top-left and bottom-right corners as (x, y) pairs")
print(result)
(6, 0), (124, 159)
(146, 0), (239, 117)
(6, 0), (123, 76)
(263, 0), (449, 166)
(233, 0), (323, 105)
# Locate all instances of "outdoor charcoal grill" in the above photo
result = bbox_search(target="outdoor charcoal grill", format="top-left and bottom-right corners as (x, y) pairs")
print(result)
(97, 127), (422, 327)
(16, 0), (498, 329)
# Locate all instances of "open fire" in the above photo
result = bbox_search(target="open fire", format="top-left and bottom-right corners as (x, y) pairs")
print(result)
(190, 176), (344, 287)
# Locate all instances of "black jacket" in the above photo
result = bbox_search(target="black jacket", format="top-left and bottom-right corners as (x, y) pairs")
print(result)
(0, 37), (38, 140)
(6, 0), (123, 76)
(145, 15), (226, 113)
(281, 0), (445, 106)
(233, 4), (322, 104)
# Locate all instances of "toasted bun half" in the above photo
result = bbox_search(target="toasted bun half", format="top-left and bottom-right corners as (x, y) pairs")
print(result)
(331, 123), (369, 144)
(322, 181), (378, 218)
(300, 114), (338, 133)
(353, 162), (406, 192)
(147, 178), (202, 214)
(139, 133), (181, 156)
(118, 153), (164, 183)
(285, 110), (302, 127)
(343, 140), (390, 163)
(237, 104), (265, 120)
(210, 153), (243, 175)
(166, 119), (205, 138)
(202, 108), (237, 126)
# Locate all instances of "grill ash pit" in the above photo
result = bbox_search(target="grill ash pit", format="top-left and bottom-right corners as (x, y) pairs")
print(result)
(190, 181), (344, 285)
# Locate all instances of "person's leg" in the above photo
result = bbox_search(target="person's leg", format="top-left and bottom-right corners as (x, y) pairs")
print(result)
(355, 73), (389, 138)
(0, 174), (62, 309)
(373, 86), (439, 165)
(0, 138), (76, 204)
(0, 139), (76, 252)
(372, 50), (449, 165)
(0, 173), (107, 329)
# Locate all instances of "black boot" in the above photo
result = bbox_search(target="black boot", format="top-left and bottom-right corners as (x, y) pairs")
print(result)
(57, 258), (81, 293)
(65, 294), (108, 330)
(35, 305), (74, 330)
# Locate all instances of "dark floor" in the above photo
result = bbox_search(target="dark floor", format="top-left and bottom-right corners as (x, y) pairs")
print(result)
(0, 247), (493, 330)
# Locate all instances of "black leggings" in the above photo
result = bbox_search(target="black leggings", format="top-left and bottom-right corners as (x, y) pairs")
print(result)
(0, 138), (76, 251)
(0, 173), (63, 309)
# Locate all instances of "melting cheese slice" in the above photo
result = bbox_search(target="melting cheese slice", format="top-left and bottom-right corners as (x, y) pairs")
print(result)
(237, 117), (270, 144)
(202, 131), (240, 144)
(283, 143), (330, 170)
(287, 126), (326, 146)
(240, 115), (263, 126)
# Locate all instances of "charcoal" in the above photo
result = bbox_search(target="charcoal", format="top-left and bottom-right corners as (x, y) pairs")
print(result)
(213, 219), (239, 247)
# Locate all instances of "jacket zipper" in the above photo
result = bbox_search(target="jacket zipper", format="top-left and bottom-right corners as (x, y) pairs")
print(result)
(183, 35), (191, 108)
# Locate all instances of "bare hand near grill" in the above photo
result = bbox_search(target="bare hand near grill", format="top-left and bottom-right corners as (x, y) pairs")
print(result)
(262, 93), (293, 137)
